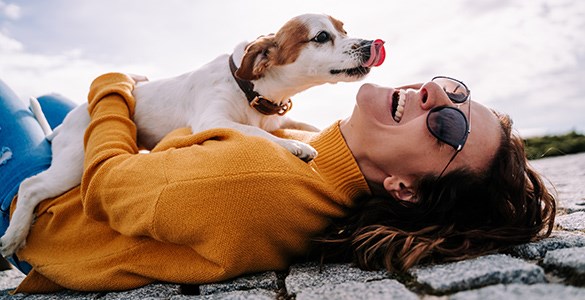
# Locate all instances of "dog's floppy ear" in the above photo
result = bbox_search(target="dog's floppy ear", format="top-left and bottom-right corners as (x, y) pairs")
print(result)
(236, 35), (276, 81)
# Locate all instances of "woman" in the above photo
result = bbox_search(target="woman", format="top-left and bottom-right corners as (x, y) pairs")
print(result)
(316, 80), (556, 271)
(0, 73), (555, 293)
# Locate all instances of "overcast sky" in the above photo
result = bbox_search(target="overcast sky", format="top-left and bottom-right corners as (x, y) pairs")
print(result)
(1, 0), (583, 137)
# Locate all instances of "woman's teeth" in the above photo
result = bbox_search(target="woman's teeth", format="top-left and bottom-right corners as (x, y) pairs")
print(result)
(393, 90), (406, 123)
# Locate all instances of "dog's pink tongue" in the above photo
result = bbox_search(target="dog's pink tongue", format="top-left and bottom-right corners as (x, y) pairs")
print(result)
(362, 39), (386, 67)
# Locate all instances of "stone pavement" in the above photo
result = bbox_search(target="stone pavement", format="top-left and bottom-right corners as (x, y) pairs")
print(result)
(1, 152), (584, 299)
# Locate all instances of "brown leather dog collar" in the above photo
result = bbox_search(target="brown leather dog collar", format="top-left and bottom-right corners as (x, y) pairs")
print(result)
(228, 54), (292, 116)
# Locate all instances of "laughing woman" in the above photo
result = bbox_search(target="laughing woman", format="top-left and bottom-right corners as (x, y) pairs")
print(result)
(0, 73), (554, 293)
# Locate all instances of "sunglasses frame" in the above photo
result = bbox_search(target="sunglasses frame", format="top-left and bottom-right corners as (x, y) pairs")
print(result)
(427, 76), (472, 178)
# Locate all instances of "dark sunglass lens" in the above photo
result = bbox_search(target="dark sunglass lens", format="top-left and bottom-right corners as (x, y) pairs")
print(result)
(446, 91), (468, 103)
(427, 107), (468, 149)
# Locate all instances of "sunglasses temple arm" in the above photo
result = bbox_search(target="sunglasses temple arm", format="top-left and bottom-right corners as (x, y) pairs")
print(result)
(467, 94), (472, 133)
(438, 150), (460, 179)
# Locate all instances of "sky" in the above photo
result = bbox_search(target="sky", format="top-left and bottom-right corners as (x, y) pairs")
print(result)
(1, 0), (584, 137)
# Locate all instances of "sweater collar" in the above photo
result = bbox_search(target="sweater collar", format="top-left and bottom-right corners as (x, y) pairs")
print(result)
(309, 121), (371, 206)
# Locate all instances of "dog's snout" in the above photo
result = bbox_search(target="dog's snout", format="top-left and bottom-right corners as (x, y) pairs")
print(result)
(357, 40), (373, 59)
(350, 40), (372, 52)
(359, 40), (373, 47)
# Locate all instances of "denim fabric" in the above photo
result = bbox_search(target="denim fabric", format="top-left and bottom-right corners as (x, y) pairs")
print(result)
(0, 79), (75, 274)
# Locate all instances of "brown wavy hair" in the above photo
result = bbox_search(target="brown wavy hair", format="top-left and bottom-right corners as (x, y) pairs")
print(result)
(316, 111), (556, 271)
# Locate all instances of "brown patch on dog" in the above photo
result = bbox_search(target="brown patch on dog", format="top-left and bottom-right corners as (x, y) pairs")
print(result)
(329, 16), (347, 35)
(272, 18), (309, 66)
(236, 35), (276, 81)
(236, 19), (310, 80)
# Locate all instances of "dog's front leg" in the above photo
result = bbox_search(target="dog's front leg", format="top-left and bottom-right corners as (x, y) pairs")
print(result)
(279, 117), (321, 132)
(198, 121), (317, 162)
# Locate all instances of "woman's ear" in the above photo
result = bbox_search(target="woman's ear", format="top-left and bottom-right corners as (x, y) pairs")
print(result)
(383, 175), (416, 202)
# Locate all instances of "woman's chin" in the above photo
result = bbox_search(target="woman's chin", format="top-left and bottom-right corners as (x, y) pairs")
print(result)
(355, 84), (395, 126)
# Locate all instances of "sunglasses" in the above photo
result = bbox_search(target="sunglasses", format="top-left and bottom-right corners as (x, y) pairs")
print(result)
(426, 76), (471, 178)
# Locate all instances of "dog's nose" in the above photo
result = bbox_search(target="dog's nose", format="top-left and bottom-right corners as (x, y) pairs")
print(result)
(361, 39), (386, 67)
(358, 40), (371, 51)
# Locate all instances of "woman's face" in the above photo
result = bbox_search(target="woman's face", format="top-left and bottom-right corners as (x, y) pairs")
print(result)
(340, 79), (502, 201)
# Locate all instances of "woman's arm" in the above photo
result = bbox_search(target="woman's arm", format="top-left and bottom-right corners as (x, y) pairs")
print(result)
(80, 73), (168, 237)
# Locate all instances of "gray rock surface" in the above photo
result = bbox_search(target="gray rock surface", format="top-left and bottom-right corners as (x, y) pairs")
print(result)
(0, 268), (24, 291)
(1, 152), (584, 299)
(172, 289), (276, 300)
(449, 283), (585, 300)
(408, 254), (546, 293)
(557, 211), (585, 231)
(530, 153), (585, 214)
(199, 271), (278, 295)
(510, 231), (585, 259)
(294, 279), (418, 300)
(285, 262), (387, 294)
(542, 246), (585, 285)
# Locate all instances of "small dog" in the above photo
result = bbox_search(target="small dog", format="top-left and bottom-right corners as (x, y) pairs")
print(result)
(0, 13), (385, 256)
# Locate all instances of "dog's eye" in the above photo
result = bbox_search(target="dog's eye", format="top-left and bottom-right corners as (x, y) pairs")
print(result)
(312, 31), (331, 43)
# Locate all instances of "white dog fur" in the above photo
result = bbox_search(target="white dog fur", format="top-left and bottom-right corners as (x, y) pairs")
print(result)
(0, 13), (385, 256)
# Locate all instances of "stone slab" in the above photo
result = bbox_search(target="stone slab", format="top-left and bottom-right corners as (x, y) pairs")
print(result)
(0, 268), (24, 292)
(295, 279), (418, 300)
(542, 246), (585, 285)
(530, 153), (585, 213)
(0, 290), (102, 300)
(556, 211), (585, 231)
(285, 262), (388, 295)
(171, 288), (276, 299)
(199, 271), (278, 295)
(449, 283), (585, 300)
(100, 283), (180, 299)
(510, 231), (585, 259)
(409, 254), (546, 294)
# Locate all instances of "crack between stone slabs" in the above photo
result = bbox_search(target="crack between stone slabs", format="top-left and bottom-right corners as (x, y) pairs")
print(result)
(90, 292), (109, 299)
(521, 257), (564, 283)
(179, 284), (200, 296)
(386, 268), (507, 297)
(510, 254), (583, 287)
(503, 252), (572, 286)
(540, 260), (585, 287)
(276, 270), (293, 300)
(364, 270), (433, 297)
(406, 269), (551, 298)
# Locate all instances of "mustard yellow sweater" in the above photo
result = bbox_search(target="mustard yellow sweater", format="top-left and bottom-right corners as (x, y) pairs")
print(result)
(13, 73), (370, 293)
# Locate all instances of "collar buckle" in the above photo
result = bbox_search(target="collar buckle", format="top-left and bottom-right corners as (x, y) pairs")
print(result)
(250, 96), (293, 116)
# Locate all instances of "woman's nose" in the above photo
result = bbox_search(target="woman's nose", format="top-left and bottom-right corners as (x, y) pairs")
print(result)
(419, 81), (453, 110)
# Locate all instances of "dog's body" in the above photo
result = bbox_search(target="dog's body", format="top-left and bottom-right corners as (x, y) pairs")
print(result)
(0, 13), (385, 256)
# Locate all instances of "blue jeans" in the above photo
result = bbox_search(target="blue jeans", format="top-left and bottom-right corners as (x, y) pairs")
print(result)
(0, 79), (76, 273)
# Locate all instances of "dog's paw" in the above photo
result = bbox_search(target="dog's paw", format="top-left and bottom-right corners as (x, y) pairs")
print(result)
(280, 140), (318, 162)
(0, 230), (27, 257)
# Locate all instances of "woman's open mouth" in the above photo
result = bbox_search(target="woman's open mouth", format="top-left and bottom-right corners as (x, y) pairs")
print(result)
(391, 90), (406, 123)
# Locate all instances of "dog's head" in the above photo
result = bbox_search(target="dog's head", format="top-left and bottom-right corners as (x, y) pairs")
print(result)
(235, 14), (385, 86)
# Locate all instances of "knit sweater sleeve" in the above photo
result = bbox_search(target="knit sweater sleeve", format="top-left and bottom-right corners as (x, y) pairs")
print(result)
(81, 72), (159, 236)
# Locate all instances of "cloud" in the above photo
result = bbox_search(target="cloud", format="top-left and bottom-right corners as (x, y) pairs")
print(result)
(0, 34), (153, 103)
(0, 0), (20, 20)
(0, 0), (583, 136)
(0, 31), (22, 51)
